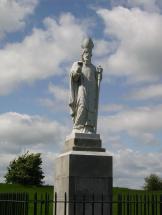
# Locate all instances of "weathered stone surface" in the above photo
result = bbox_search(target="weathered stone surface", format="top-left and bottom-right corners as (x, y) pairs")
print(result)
(54, 150), (113, 215)
(64, 133), (105, 152)
(69, 37), (103, 134)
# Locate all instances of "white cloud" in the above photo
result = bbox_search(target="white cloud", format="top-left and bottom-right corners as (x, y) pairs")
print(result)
(39, 98), (65, 112)
(39, 83), (70, 113)
(101, 103), (125, 113)
(0, 112), (70, 183)
(0, 13), (86, 95)
(111, 0), (161, 12)
(0, 109), (161, 186)
(0, 0), (38, 38)
(0, 112), (68, 149)
(48, 83), (69, 103)
(0, 153), (17, 183)
(94, 39), (118, 57)
(97, 7), (162, 83)
(127, 0), (159, 12)
(113, 149), (162, 188)
(99, 104), (162, 145)
(128, 84), (162, 100)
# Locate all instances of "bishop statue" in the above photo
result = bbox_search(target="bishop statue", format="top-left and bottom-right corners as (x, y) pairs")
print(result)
(69, 37), (103, 134)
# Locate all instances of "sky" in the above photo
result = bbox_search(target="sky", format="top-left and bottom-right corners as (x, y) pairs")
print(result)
(0, 0), (162, 189)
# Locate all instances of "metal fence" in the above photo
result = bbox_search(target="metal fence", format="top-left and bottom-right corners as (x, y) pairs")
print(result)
(0, 192), (162, 215)
(0, 192), (51, 215)
(0, 192), (28, 215)
(117, 194), (162, 215)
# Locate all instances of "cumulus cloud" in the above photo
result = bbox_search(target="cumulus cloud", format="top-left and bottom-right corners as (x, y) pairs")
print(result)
(111, 0), (161, 12)
(0, 13), (86, 95)
(94, 39), (118, 57)
(0, 112), (70, 183)
(101, 103), (126, 113)
(39, 83), (69, 113)
(127, 0), (159, 12)
(99, 104), (162, 145)
(2, 110), (160, 187)
(0, 112), (68, 150)
(48, 83), (69, 103)
(128, 84), (162, 100)
(97, 7), (162, 83)
(0, 153), (17, 183)
(113, 149), (162, 188)
(0, 0), (38, 38)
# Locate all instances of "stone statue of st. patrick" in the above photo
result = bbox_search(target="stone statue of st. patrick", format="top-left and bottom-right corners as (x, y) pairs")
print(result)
(69, 37), (103, 134)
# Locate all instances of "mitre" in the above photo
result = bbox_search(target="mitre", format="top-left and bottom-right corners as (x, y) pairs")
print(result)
(81, 37), (94, 50)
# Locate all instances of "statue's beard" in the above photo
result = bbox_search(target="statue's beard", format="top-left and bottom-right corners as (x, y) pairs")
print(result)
(84, 58), (91, 65)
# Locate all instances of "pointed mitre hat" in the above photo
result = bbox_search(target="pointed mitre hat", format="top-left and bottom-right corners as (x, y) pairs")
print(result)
(81, 37), (94, 50)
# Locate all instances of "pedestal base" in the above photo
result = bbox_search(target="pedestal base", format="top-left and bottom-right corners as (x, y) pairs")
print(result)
(64, 133), (105, 152)
(54, 150), (113, 215)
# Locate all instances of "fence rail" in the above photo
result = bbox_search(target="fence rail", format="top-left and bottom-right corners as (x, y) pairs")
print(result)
(0, 192), (162, 215)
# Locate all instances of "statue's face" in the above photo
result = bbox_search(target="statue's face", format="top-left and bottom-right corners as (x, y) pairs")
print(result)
(82, 49), (92, 64)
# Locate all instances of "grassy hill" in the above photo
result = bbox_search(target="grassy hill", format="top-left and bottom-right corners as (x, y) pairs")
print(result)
(0, 183), (53, 199)
(0, 183), (161, 198)
(0, 183), (162, 196)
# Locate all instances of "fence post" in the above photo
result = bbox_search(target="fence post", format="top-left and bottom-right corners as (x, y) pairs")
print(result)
(39, 194), (43, 215)
(155, 195), (157, 215)
(143, 195), (146, 215)
(0, 193), (1, 215)
(25, 193), (29, 215)
(118, 194), (122, 215)
(127, 195), (130, 215)
(130, 195), (132, 215)
(133, 195), (135, 215)
(64, 192), (67, 215)
(123, 195), (125, 215)
(47, 193), (50, 215)
(160, 195), (162, 215)
(152, 195), (155, 215)
(54, 192), (57, 215)
(13, 193), (16, 215)
(45, 193), (49, 215)
(21, 193), (23, 214)
(140, 195), (143, 215)
(136, 195), (138, 215)
(147, 195), (150, 215)
(34, 192), (38, 215)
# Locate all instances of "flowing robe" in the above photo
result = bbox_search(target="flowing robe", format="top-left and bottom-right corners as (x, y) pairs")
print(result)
(69, 61), (98, 133)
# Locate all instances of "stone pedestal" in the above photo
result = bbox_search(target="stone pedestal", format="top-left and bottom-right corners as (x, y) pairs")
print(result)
(64, 133), (105, 152)
(54, 133), (113, 215)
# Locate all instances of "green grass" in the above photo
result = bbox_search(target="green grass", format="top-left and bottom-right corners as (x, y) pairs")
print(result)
(113, 187), (162, 215)
(0, 183), (53, 198)
(113, 186), (162, 198)
(1, 183), (161, 197)
(0, 183), (54, 215)
(0, 184), (162, 215)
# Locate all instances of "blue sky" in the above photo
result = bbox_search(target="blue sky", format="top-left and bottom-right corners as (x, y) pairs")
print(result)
(0, 0), (162, 188)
